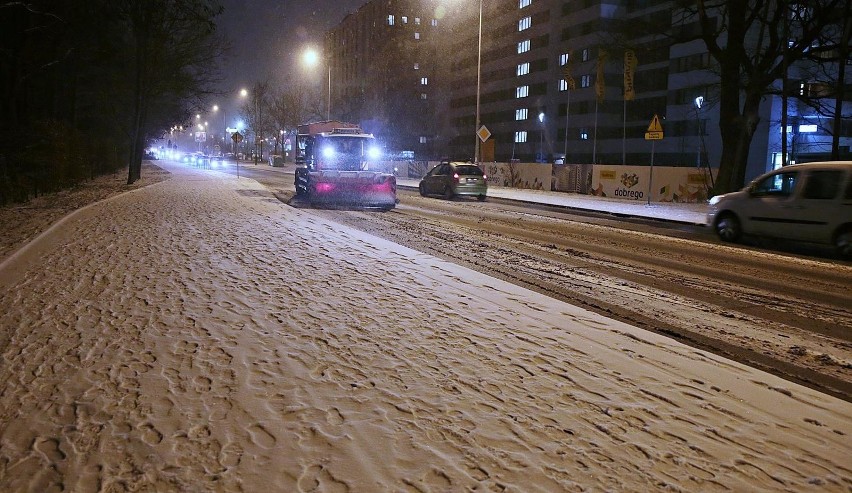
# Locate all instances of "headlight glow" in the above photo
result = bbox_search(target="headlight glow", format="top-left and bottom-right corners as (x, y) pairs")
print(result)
(708, 195), (722, 206)
(322, 146), (336, 158)
(367, 146), (382, 160)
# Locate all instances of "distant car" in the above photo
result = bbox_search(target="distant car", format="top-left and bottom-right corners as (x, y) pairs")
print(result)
(707, 161), (852, 256)
(268, 155), (285, 167)
(419, 160), (487, 201)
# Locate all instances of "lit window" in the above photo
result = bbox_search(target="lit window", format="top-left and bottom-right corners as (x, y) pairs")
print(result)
(581, 75), (591, 88)
(799, 124), (818, 133)
(519, 0), (532, 8)
(431, 19), (438, 26)
(414, 63), (419, 70)
(420, 136), (427, 144)
(421, 77), (428, 85)
(415, 17), (421, 25)
(414, 32), (420, 40)
(402, 16), (408, 23)
(518, 40), (530, 54)
(516, 86), (529, 98)
(421, 93), (427, 100)
(388, 15), (395, 25)
(559, 53), (570, 65)
(515, 131), (528, 143)
(516, 108), (528, 120)
(582, 49), (589, 61)
(559, 80), (568, 91)
(517, 62), (529, 76)
(580, 128), (589, 140)
(519, 17), (531, 31)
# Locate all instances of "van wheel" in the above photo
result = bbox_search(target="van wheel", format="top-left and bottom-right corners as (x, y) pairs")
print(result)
(715, 213), (741, 242)
(834, 226), (852, 258)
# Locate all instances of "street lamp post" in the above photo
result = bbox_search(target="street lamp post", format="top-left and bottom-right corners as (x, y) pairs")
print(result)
(538, 112), (545, 163)
(474, 0), (482, 163)
(694, 96), (704, 168)
(303, 48), (331, 121)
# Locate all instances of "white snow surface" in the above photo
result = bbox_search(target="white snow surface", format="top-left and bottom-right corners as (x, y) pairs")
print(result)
(0, 161), (849, 492)
(396, 178), (709, 225)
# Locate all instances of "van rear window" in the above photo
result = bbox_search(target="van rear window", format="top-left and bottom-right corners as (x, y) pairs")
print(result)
(803, 170), (843, 200)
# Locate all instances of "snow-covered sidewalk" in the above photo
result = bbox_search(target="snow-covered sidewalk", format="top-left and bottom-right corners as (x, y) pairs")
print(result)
(0, 161), (849, 492)
(396, 178), (709, 225)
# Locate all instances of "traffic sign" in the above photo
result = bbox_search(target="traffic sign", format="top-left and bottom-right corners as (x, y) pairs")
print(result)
(647, 114), (663, 132)
(645, 114), (664, 140)
(477, 125), (491, 142)
(232, 132), (243, 143)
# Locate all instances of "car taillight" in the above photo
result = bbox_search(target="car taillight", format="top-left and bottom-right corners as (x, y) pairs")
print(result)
(453, 173), (459, 181)
(483, 174), (487, 180)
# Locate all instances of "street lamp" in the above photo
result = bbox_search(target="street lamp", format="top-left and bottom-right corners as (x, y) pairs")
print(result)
(694, 96), (704, 168)
(303, 47), (331, 121)
(538, 112), (545, 162)
(472, 0), (483, 163)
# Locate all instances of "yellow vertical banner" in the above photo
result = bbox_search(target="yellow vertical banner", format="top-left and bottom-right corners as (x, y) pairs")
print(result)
(562, 50), (576, 91)
(595, 48), (608, 102)
(624, 49), (637, 101)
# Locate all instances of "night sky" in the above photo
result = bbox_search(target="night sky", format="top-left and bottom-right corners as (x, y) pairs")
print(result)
(215, 0), (369, 117)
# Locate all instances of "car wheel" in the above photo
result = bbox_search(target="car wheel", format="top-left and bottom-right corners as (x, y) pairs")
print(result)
(477, 194), (486, 202)
(715, 213), (741, 242)
(419, 183), (427, 197)
(443, 185), (454, 200)
(834, 226), (852, 258)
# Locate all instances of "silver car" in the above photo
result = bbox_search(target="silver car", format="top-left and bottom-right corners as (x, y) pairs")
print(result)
(707, 161), (852, 256)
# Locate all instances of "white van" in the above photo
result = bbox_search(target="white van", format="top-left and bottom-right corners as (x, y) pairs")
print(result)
(707, 161), (852, 256)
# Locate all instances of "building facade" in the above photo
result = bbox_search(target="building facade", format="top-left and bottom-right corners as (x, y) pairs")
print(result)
(325, 0), (457, 159)
(327, 0), (850, 184)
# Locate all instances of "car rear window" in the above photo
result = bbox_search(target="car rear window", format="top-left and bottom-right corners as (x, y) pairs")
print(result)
(455, 165), (484, 176)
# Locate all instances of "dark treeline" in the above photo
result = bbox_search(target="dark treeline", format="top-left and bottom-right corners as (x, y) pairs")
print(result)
(0, 1), (225, 205)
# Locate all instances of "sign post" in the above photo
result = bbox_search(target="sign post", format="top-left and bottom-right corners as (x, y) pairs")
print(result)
(231, 132), (244, 178)
(644, 114), (664, 205)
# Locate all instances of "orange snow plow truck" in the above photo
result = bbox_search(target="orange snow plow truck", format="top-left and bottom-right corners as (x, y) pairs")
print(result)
(294, 121), (397, 210)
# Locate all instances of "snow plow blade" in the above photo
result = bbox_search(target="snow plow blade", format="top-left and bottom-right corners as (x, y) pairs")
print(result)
(308, 170), (397, 209)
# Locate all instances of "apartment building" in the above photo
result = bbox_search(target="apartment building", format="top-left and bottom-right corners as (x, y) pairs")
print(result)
(325, 0), (456, 159)
(328, 0), (850, 183)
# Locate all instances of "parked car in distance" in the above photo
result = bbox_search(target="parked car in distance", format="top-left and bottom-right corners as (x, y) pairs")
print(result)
(707, 161), (852, 256)
(269, 154), (285, 167)
(419, 160), (487, 201)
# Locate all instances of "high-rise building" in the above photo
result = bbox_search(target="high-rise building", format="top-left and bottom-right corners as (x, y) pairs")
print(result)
(325, 0), (457, 159)
(327, 0), (850, 185)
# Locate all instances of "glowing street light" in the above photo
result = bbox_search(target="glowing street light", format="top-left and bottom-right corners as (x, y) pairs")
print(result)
(302, 47), (331, 121)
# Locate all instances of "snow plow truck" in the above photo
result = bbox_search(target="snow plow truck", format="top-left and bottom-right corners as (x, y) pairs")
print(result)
(294, 121), (397, 210)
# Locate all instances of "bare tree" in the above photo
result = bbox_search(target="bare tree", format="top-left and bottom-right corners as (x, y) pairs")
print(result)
(671, 0), (846, 193)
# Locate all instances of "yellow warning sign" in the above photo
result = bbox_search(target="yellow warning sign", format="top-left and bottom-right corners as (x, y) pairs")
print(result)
(647, 114), (663, 132)
(645, 114), (664, 140)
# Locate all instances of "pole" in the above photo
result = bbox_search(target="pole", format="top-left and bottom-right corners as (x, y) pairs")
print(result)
(622, 98), (626, 165)
(563, 91), (569, 161)
(254, 95), (258, 165)
(327, 64), (331, 121)
(647, 140), (655, 206)
(593, 99), (598, 163)
(474, 0), (482, 163)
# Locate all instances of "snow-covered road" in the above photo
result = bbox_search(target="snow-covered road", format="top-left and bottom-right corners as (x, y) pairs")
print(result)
(1, 162), (849, 492)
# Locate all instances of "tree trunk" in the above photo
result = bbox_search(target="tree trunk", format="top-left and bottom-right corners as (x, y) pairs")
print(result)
(831, 2), (851, 160)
